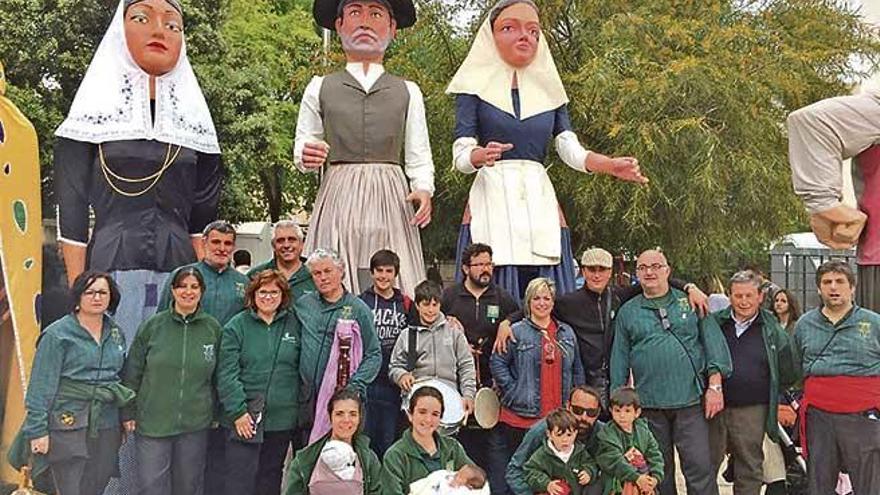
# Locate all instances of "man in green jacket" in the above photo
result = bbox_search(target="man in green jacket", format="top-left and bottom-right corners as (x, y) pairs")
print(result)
(610, 249), (732, 495)
(296, 248), (380, 442)
(707, 270), (798, 495)
(248, 220), (316, 301)
(158, 220), (248, 326)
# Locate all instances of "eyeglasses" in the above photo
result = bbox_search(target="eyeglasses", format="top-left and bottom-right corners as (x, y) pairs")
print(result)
(468, 262), (493, 269)
(636, 263), (667, 273)
(83, 289), (110, 298)
(570, 405), (601, 418)
(256, 290), (281, 299)
(658, 308), (671, 331)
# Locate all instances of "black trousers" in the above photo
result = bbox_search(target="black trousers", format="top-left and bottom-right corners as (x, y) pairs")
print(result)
(203, 427), (227, 495)
(643, 405), (719, 495)
(224, 429), (293, 495)
(807, 407), (880, 494)
(50, 427), (120, 495)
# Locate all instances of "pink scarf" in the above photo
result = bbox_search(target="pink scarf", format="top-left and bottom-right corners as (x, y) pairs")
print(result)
(309, 318), (363, 444)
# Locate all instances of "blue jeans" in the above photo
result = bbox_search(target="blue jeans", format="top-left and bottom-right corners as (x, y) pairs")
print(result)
(365, 382), (402, 458)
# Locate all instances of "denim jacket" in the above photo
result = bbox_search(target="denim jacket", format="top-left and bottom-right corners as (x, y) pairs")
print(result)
(490, 318), (586, 417)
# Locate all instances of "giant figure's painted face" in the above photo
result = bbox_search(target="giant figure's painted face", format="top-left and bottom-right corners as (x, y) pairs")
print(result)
(124, 0), (184, 76)
(492, 2), (540, 68)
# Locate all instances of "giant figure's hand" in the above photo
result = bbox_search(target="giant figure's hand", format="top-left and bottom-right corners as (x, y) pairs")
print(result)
(301, 141), (329, 170)
(586, 154), (649, 185)
(810, 205), (867, 250)
(470, 141), (514, 168)
(407, 190), (433, 228)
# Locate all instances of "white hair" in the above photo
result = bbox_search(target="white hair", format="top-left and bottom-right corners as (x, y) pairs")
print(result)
(306, 248), (345, 272)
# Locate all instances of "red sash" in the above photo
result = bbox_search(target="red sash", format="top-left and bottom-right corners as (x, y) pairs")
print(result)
(799, 375), (880, 456)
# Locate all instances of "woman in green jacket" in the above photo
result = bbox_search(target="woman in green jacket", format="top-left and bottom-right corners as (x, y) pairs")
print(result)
(285, 389), (382, 494)
(381, 386), (474, 495)
(122, 266), (222, 495)
(217, 269), (301, 495)
(21, 271), (130, 495)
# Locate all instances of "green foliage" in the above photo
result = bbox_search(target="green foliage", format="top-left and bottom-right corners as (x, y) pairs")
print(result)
(388, 0), (880, 281)
(1, 0), (878, 282)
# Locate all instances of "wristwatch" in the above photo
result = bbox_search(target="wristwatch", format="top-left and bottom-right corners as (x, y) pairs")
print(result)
(708, 384), (723, 393)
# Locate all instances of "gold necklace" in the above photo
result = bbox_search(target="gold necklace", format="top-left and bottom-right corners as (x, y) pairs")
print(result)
(98, 143), (181, 197)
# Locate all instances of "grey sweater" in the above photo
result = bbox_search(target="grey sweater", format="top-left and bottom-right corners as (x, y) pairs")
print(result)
(388, 313), (477, 399)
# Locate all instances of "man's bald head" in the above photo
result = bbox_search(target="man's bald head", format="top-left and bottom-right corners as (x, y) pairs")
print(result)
(635, 249), (670, 297)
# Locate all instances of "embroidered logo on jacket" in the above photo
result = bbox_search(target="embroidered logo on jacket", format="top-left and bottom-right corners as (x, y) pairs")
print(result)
(203, 344), (215, 362)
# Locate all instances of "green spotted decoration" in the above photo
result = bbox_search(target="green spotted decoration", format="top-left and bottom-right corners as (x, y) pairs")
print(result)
(24, 258), (34, 270)
(12, 199), (26, 233)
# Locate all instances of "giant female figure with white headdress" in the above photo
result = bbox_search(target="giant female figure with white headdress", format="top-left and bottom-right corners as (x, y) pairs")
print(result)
(54, 0), (221, 339)
(447, 0), (647, 298)
(52, 1), (222, 493)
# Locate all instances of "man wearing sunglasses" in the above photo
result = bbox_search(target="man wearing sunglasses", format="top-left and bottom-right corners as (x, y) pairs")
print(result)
(610, 249), (732, 495)
(505, 385), (606, 495)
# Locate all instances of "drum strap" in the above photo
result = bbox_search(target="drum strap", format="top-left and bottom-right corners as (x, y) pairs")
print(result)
(406, 327), (418, 371)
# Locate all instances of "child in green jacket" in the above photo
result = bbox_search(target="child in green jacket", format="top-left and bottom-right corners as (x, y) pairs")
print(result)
(524, 408), (598, 494)
(595, 388), (664, 495)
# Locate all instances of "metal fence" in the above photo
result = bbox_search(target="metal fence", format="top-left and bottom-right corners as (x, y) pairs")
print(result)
(769, 247), (858, 312)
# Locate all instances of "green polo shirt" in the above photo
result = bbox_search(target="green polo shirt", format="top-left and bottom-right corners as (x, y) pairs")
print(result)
(158, 260), (248, 326)
(794, 305), (880, 377)
(248, 257), (316, 301)
(610, 289), (732, 409)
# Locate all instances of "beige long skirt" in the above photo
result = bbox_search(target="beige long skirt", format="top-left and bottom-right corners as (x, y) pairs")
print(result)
(304, 163), (426, 296)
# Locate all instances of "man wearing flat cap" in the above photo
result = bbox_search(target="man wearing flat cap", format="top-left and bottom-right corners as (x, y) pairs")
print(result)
(295, 0), (434, 297)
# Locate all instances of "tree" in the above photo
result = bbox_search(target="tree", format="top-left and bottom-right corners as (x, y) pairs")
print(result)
(388, 0), (880, 281)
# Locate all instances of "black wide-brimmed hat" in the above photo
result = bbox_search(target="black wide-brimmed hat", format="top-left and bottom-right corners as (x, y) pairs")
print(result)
(313, 0), (416, 30)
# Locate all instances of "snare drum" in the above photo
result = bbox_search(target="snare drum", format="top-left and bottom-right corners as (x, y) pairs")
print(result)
(403, 379), (465, 436)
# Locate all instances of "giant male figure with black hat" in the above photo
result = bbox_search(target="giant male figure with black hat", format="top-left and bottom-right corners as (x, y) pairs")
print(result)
(295, 0), (434, 297)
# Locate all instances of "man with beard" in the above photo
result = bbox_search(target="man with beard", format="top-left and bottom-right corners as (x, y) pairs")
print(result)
(506, 386), (605, 495)
(248, 220), (316, 301)
(441, 242), (519, 494)
(295, 0), (434, 296)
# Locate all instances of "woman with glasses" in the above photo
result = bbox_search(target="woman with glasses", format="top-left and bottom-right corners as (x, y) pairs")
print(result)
(490, 277), (585, 491)
(18, 271), (133, 495)
(122, 267), (222, 495)
(217, 270), (301, 495)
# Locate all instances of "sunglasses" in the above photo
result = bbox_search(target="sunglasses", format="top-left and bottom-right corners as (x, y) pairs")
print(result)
(570, 405), (601, 418)
(658, 308), (671, 331)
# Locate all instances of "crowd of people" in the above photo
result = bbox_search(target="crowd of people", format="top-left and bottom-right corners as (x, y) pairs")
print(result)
(12, 217), (880, 495)
(6, 0), (879, 494)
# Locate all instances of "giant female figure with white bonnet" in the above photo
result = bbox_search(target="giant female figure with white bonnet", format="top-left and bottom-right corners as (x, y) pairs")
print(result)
(52, 0), (222, 493)
(447, 0), (647, 298)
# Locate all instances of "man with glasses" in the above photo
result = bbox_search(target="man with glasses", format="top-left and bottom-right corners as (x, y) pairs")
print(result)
(155, 220), (249, 495)
(441, 242), (519, 494)
(610, 249), (732, 495)
(248, 220), (316, 301)
(494, 247), (708, 408)
(506, 386), (606, 495)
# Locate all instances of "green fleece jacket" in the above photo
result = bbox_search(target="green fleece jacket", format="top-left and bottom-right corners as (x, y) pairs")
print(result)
(381, 428), (473, 495)
(217, 309), (301, 432)
(285, 433), (382, 495)
(523, 440), (599, 495)
(122, 308), (222, 437)
(595, 419), (664, 495)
